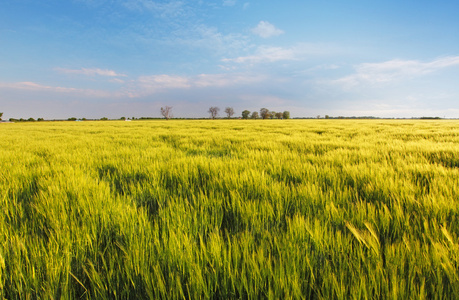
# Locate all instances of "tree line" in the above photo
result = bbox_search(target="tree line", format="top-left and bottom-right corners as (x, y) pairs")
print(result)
(161, 106), (290, 120)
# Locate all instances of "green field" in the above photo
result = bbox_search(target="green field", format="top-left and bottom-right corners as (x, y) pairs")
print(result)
(1, 120), (459, 299)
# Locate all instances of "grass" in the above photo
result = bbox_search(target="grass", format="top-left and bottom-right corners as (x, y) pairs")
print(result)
(1, 119), (458, 299)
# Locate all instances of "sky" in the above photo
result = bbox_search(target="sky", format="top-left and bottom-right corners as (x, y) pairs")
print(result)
(1, 0), (459, 119)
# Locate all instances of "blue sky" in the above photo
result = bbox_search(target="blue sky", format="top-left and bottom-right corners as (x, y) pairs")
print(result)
(1, 0), (459, 119)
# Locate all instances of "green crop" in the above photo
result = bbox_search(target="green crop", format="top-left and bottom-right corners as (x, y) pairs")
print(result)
(1, 120), (458, 299)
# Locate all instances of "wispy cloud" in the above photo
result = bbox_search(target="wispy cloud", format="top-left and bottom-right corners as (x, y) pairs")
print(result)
(1, 71), (269, 100)
(162, 24), (250, 57)
(121, 0), (187, 18)
(223, 0), (237, 6)
(56, 67), (127, 77)
(0, 81), (120, 98)
(194, 73), (267, 87)
(0, 81), (77, 92)
(137, 75), (191, 91)
(222, 46), (297, 64)
(222, 43), (339, 65)
(335, 56), (459, 88)
(132, 72), (267, 96)
(251, 21), (284, 38)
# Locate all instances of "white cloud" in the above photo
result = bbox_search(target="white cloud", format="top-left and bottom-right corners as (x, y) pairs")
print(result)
(251, 21), (284, 38)
(56, 67), (127, 77)
(335, 56), (459, 88)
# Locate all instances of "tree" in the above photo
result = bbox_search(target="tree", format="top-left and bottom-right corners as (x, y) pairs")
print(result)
(160, 106), (173, 120)
(251, 111), (259, 119)
(224, 107), (235, 119)
(270, 111), (276, 119)
(208, 106), (220, 119)
(283, 111), (290, 119)
(242, 110), (250, 119)
(275, 112), (283, 119)
(260, 108), (270, 119)
(0, 112), (3, 121)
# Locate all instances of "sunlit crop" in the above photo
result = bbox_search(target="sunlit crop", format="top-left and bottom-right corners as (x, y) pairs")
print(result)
(1, 120), (458, 298)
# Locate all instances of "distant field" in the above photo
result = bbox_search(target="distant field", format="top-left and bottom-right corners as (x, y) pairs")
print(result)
(1, 120), (458, 298)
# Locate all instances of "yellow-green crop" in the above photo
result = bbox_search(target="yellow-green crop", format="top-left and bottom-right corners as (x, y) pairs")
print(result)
(1, 120), (458, 298)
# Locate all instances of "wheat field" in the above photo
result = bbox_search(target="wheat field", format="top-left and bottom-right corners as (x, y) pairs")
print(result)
(1, 120), (458, 299)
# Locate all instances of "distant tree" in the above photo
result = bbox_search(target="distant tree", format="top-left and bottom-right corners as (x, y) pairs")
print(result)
(37, 118), (44, 121)
(242, 110), (251, 119)
(28, 117), (35, 122)
(270, 111), (276, 119)
(260, 108), (270, 119)
(316, 115), (321, 119)
(275, 112), (283, 119)
(325, 115), (330, 119)
(251, 111), (259, 119)
(0, 112), (3, 120)
(208, 106), (220, 119)
(224, 107), (235, 119)
(283, 111), (290, 119)
(68, 117), (77, 121)
(160, 106), (173, 120)
(120, 117), (126, 120)
(100, 117), (108, 121)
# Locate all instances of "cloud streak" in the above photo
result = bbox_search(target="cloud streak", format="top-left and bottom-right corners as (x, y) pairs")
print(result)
(132, 72), (268, 96)
(335, 56), (459, 88)
(222, 46), (298, 64)
(56, 68), (127, 77)
(0, 81), (119, 98)
(222, 43), (334, 64)
(1, 72), (269, 100)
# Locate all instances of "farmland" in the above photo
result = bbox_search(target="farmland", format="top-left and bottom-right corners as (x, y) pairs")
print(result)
(1, 120), (459, 298)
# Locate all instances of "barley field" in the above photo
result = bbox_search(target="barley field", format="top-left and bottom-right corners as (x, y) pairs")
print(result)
(1, 120), (458, 299)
